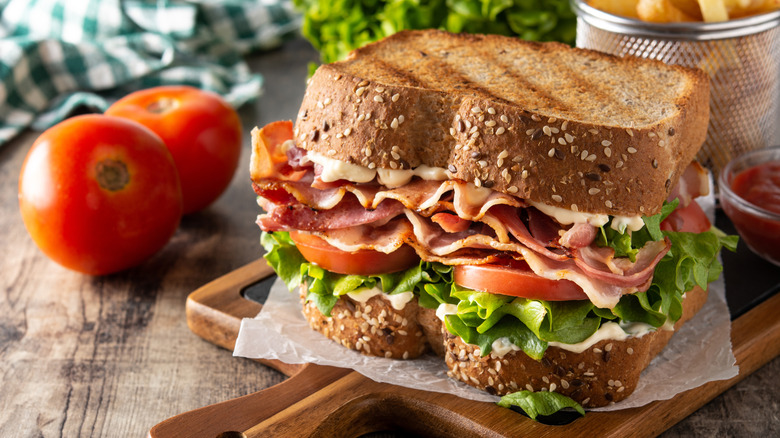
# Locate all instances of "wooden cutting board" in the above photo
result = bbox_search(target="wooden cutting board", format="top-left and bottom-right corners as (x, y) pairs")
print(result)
(149, 259), (780, 437)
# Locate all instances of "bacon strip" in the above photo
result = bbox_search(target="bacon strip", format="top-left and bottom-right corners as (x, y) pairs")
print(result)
(257, 196), (406, 231)
(253, 176), (523, 220)
(573, 239), (671, 288)
(519, 248), (641, 309)
(559, 223), (598, 249)
(488, 205), (570, 261)
(667, 160), (709, 207)
(432, 212), (472, 233)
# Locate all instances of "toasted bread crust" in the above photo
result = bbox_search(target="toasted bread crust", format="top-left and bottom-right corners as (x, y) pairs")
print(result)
(293, 30), (710, 216)
(442, 286), (709, 408)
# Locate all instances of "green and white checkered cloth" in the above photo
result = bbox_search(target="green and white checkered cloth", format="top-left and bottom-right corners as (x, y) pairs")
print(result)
(0, 0), (300, 146)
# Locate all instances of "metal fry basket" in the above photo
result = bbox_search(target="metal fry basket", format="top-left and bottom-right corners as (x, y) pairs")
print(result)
(571, 0), (780, 180)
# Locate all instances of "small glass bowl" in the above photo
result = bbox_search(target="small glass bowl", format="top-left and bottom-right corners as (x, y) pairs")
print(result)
(719, 146), (780, 266)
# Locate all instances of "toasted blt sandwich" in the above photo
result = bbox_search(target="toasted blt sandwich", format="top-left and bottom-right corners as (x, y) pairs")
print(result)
(251, 30), (736, 409)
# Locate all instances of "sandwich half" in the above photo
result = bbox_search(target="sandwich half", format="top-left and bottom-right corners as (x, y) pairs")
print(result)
(252, 30), (736, 408)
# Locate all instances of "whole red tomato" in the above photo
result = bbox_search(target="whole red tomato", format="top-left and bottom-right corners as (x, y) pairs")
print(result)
(105, 86), (242, 214)
(18, 115), (183, 276)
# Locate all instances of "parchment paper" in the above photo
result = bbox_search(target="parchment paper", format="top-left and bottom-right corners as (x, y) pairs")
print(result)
(234, 191), (738, 411)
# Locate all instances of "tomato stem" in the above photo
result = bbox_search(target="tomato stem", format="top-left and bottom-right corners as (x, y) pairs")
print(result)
(146, 97), (179, 114)
(96, 159), (129, 191)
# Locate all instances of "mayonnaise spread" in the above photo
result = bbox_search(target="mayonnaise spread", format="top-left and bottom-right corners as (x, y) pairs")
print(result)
(529, 200), (644, 232)
(486, 320), (675, 358)
(346, 287), (414, 311)
(306, 152), (449, 188)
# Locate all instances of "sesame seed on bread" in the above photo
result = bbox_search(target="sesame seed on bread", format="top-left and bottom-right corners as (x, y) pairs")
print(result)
(300, 287), (430, 360)
(293, 29), (710, 217)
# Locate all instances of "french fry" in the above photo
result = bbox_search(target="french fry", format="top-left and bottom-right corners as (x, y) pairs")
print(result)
(637, 0), (698, 22)
(725, 0), (780, 18)
(590, 0), (780, 21)
(588, 0), (641, 18)
(669, 0), (705, 18)
(697, 0), (730, 21)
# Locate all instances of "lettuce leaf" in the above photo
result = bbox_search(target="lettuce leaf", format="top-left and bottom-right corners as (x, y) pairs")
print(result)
(498, 390), (585, 421)
(445, 313), (547, 360)
(443, 287), (602, 360)
(596, 199), (678, 261)
(292, 0), (577, 64)
(261, 230), (307, 290)
(261, 231), (454, 316)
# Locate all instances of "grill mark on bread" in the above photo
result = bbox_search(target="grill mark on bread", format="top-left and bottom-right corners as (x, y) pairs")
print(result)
(370, 58), (428, 88)
(490, 56), (571, 111)
(375, 54), (516, 106)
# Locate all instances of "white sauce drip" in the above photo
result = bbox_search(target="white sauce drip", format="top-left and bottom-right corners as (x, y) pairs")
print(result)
(306, 152), (449, 188)
(435, 303), (459, 321)
(281, 139), (296, 153)
(529, 200), (610, 228)
(491, 337), (522, 358)
(529, 200), (644, 232)
(610, 215), (646, 233)
(489, 320), (674, 357)
(377, 168), (414, 187)
(307, 152), (376, 183)
(345, 287), (414, 311)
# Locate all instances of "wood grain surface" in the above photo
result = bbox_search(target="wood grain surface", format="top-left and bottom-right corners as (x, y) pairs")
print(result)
(0, 37), (778, 438)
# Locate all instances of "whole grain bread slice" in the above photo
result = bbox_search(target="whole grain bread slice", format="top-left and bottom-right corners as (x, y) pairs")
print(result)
(441, 286), (708, 408)
(293, 29), (710, 217)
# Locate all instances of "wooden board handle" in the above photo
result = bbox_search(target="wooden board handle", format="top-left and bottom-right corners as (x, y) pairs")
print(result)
(185, 259), (304, 376)
(149, 363), (525, 438)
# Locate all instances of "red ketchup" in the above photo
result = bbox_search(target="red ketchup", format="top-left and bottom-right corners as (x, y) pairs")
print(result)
(725, 161), (780, 265)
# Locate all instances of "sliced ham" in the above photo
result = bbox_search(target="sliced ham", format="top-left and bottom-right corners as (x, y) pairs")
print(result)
(432, 212), (472, 233)
(254, 171), (523, 222)
(257, 196), (406, 231)
(489, 205), (570, 261)
(667, 161), (709, 207)
(526, 207), (563, 246)
(286, 143), (312, 169)
(519, 248), (640, 309)
(573, 239), (670, 288)
(559, 223), (598, 249)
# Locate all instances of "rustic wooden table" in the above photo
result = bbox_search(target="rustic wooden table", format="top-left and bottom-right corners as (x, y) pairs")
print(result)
(0, 37), (778, 437)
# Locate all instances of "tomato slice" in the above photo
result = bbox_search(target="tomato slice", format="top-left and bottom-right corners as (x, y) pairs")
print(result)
(454, 259), (588, 301)
(661, 200), (711, 233)
(289, 231), (419, 276)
